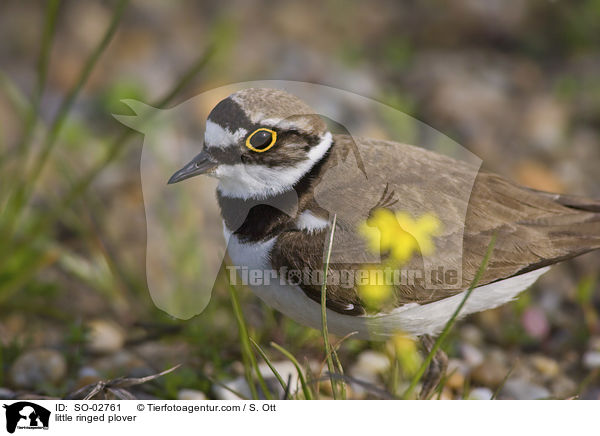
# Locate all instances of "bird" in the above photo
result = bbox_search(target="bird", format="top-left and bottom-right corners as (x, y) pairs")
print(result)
(168, 88), (600, 397)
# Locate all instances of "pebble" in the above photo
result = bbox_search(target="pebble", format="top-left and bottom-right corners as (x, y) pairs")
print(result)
(212, 376), (253, 400)
(437, 387), (454, 400)
(349, 351), (390, 397)
(583, 351), (600, 369)
(75, 366), (102, 389)
(501, 379), (550, 400)
(259, 360), (321, 399)
(468, 387), (493, 400)
(0, 388), (15, 400)
(446, 370), (465, 391)
(471, 353), (509, 388)
(587, 337), (600, 351)
(9, 349), (67, 389)
(86, 319), (125, 353)
(460, 343), (484, 368)
(446, 359), (468, 391)
(524, 96), (568, 150)
(530, 355), (560, 378)
(349, 350), (390, 380)
(134, 341), (189, 367)
(213, 360), (319, 400)
(178, 389), (207, 400)
(460, 325), (483, 345)
(551, 376), (577, 399)
(2, 314), (25, 342)
(92, 350), (147, 373)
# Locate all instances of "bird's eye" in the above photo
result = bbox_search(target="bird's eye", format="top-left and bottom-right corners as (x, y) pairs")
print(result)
(246, 128), (277, 152)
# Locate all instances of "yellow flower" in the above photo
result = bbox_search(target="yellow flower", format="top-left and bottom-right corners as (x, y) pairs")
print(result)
(357, 267), (393, 310)
(359, 209), (442, 264)
(391, 332), (421, 376)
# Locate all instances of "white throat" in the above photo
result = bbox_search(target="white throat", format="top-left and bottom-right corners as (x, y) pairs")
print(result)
(215, 131), (333, 200)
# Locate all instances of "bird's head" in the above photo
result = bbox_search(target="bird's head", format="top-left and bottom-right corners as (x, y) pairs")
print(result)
(168, 88), (332, 199)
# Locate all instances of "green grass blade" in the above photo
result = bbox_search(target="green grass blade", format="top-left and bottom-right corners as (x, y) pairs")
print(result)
(28, 0), (129, 186)
(0, 71), (30, 122)
(491, 364), (514, 400)
(402, 235), (497, 399)
(228, 284), (272, 400)
(250, 337), (289, 397)
(317, 331), (356, 399)
(270, 342), (313, 400)
(18, 0), (61, 158)
(331, 345), (347, 399)
(320, 213), (338, 399)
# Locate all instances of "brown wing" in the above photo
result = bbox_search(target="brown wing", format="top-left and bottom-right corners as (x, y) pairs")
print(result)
(270, 229), (368, 315)
(270, 135), (600, 316)
(463, 171), (600, 285)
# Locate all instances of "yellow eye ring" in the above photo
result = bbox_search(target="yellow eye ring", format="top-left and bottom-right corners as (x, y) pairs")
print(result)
(245, 128), (277, 152)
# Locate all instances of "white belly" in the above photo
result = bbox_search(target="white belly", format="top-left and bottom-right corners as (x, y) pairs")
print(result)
(224, 227), (549, 340)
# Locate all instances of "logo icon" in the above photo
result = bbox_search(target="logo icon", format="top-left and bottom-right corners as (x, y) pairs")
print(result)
(2, 402), (50, 434)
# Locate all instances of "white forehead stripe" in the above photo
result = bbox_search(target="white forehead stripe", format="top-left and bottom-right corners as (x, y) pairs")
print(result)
(261, 117), (310, 132)
(204, 119), (247, 148)
(216, 131), (333, 200)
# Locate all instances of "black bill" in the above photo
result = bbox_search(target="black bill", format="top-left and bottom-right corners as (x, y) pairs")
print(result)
(168, 151), (217, 184)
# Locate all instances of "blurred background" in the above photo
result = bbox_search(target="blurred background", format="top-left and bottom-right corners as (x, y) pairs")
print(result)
(0, 0), (599, 400)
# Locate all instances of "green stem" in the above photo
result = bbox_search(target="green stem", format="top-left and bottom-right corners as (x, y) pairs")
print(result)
(228, 284), (272, 400)
(30, 0), (129, 186)
(271, 342), (313, 400)
(18, 0), (61, 158)
(320, 213), (338, 399)
(250, 338), (289, 396)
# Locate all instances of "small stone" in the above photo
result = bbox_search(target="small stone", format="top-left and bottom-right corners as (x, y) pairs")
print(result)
(178, 389), (207, 400)
(0, 388), (15, 400)
(10, 349), (67, 389)
(587, 337), (600, 351)
(349, 351), (390, 381)
(524, 96), (568, 150)
(133, 341), (189, 367)
(86, 320), (125, 353)
(76, 366), (102, 389)
(551, 376), (577, 399)
(501, 379), (550, 400)
(583, 351), (600, 369)
(460, 325), (483, 345)
(580, 387), (600, 400)
(460, 343), (484, 368)
(530, 355), (560, 378)
(212, 376), (251, 400)
(348, 351), (390, 397)
(446, 370), (465, 391)
(468, 387), (493, 400)
(437, 387), (454, 400)
(213, 360), (319, 400)
(446, 359), (468, 391)
(471, 354), (509, 388)
(230, 361), (245, 376)
(92, 350), (146, 373)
